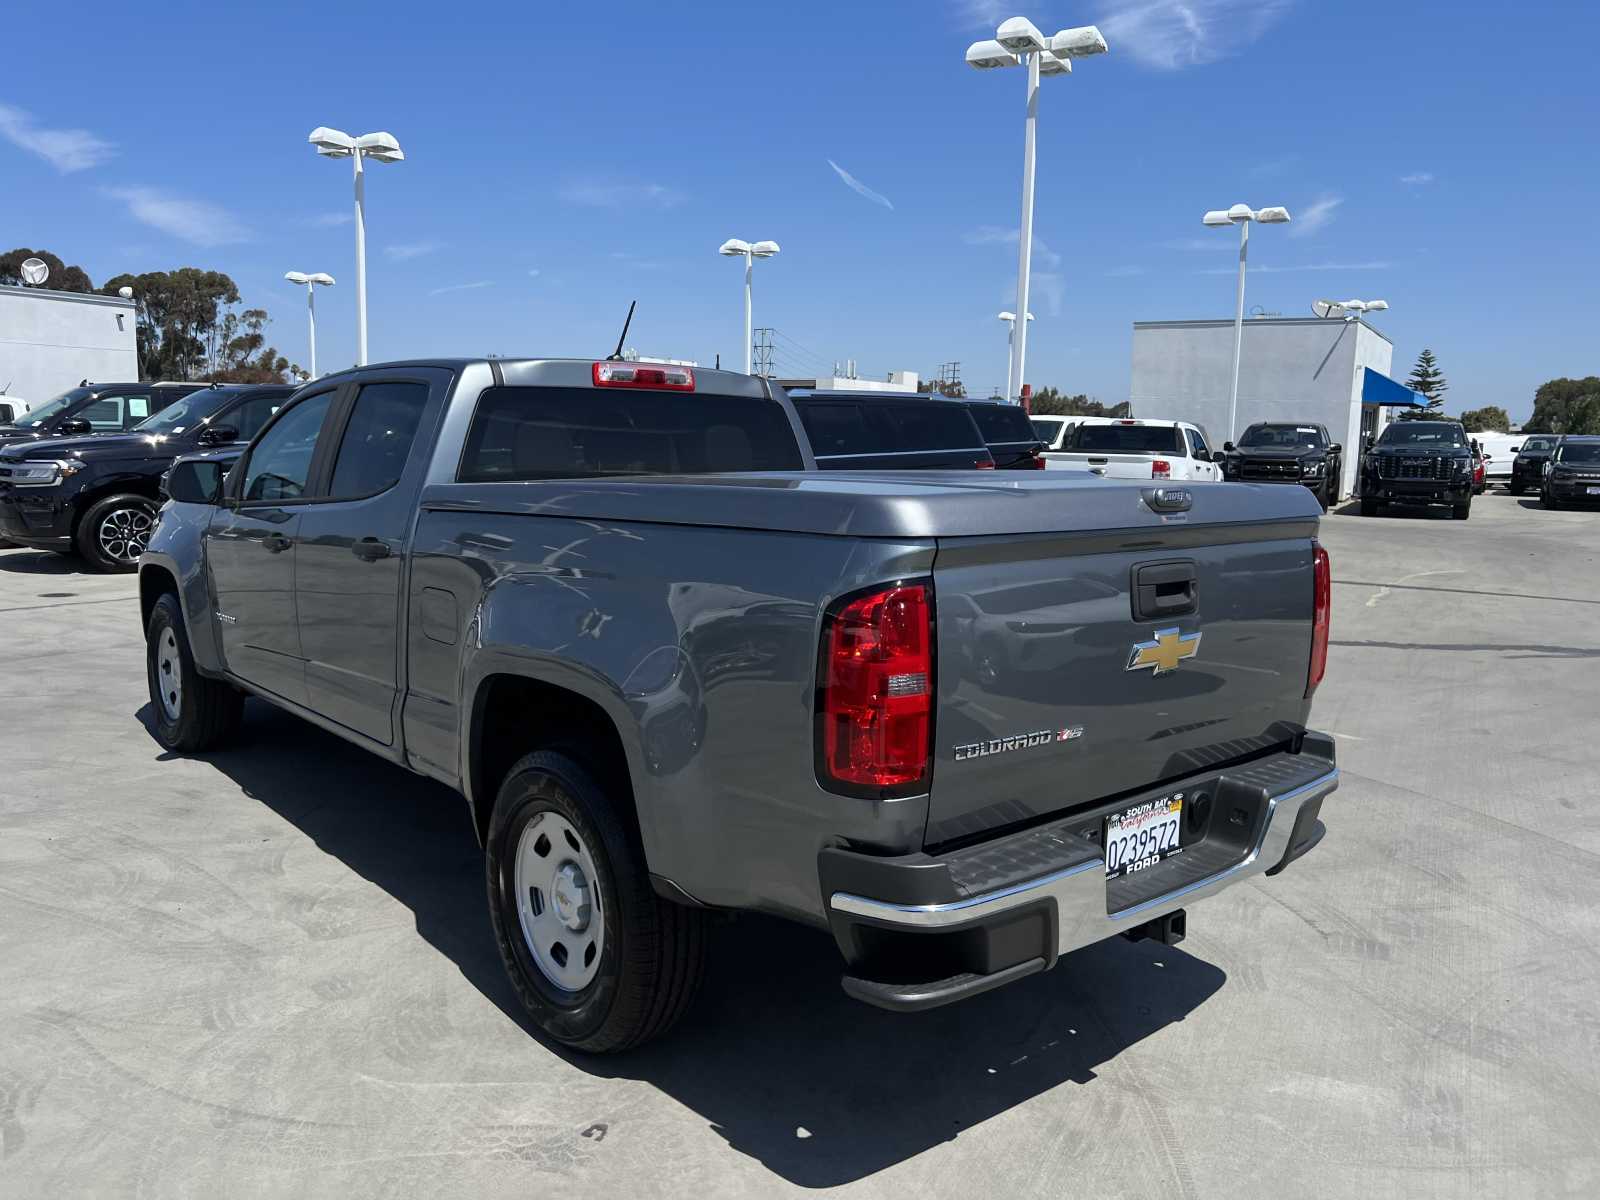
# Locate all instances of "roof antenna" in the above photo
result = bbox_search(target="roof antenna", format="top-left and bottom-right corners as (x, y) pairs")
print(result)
(606, 300), (637, 361)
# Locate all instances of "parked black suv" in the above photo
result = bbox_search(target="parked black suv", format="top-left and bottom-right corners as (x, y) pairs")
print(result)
(0, 381), (203, 449)
(1358, 419), (1475, 519)
(1540, 436), (1600, 509)
(964, 400), (1046, 469)
(786, 390), (995, 470)
(1221, 422), (1342, 510)
(1509, 434), (1559, 495)
(0, 383), (295, 570)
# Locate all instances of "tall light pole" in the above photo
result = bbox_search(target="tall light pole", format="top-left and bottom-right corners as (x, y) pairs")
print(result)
(308, 128), (405, 366)
(998, 310), (1034, 401)
(717, 238), (780, 374)
(967, 19), (1108, 404)
(284, 272), (335, 378)
(1203, 203), (1291, 440)
(1313, 298), (1389, 321)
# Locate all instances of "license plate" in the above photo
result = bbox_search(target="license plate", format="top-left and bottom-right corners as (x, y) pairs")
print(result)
(1588, 486), (1600, 496)
(1105, 795), (1183, 878)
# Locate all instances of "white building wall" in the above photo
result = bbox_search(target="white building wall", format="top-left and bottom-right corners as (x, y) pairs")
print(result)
(0, 287), (139, 409)
(1130, 317), (1394, 498)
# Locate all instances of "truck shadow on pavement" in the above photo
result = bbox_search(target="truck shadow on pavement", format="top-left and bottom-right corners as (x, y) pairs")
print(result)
(0, 548), (91, 575)
(141, 699), (1227, 1189)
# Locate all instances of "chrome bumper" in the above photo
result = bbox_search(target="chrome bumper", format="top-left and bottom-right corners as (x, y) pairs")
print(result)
(830, 768), (1339, 956)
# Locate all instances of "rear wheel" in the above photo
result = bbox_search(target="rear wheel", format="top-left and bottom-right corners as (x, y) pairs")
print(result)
(1359, 497), (1381, 517)
(145, 592), (243, 751)
(77, 492), (157, 573)
(485, 750), (708, 1052)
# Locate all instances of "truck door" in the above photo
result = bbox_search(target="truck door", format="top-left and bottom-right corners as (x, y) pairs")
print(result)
(205, 390), (337, 705)
(293, 375), (439, 745)
(1186, 426), (1222, 481)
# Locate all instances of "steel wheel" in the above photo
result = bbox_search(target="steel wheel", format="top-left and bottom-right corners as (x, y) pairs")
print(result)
(155, 626), (183, 720)
(98, 505), (153, 565)
(513, 811), (606, 993)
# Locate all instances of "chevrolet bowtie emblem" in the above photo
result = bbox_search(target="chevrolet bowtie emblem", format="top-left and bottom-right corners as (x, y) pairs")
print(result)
(1127, 627), (1202, 675)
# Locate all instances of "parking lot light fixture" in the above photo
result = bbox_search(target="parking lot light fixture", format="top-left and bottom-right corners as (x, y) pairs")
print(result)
(284, 271), (335, 378)
(1204, 202), (1292, 441)
(308, 127), (405, 366)
(998, 310), (1034, 402)
(719, 238), (780, 374)
(968, 16), (1108, 403)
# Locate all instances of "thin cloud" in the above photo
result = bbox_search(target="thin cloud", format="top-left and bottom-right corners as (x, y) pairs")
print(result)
(1002, 271), (1065, 317)
(428, 280), (494, 296)
(385, 240), (443, 261)
(0, 103), (115, 172)
(560, 180), (684, 209)
(103, 186), (249, 246)
(1400, 172), (1435, 185)
(527, 268), (541, 277)
(311, 212), (353, 227)
(1290, 195), (1342, 237)
(965, 225), (1061, 269)
(1198, 260), (1391, 275)
(1099, 0), (1294, 70)
(827, 159), (894, 211)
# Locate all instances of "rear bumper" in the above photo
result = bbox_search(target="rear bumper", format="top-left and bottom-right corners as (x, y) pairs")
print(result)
(822, 738), (1338, 1011)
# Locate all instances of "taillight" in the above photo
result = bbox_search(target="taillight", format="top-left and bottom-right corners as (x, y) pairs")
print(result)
(1151, 459), (1171, 478)
(1028, 449), (1047, 469)
(592, 361), (694, 390)
(817, 583), (933, 793)
(974, 459), (996, 469)
(1307, 541), (1330, 697)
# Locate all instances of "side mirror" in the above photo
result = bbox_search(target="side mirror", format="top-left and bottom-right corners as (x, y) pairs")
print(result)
(197, 424), (239, 446)
(59, 416), (93, 436)
(1509, 445), (1520, 453)
(1329, 443), (1342, 456)
(1193, 447), (1211, 462)
(1364, 437), (1375, 450)
(166, 458), (225, 505)
(1222, 441), (1235, 453)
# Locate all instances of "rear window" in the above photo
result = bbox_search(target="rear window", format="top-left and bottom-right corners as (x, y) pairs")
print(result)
(795, 400), (982, 458)
(966, 403), (1038, 444)
(458, 386), (803, 481)
(1066, 423), (1183, 454)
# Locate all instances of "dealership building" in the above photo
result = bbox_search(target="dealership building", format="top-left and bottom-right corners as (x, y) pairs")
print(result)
(1130, 316), (1420, 498)
(0, 286), (139, 415)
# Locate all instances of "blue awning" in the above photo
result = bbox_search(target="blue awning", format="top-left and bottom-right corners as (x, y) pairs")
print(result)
(1361, 368), (1424, 407)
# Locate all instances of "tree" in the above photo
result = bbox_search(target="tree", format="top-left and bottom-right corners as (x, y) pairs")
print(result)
(917, 377), (967, 398)
(1405, 348), (1449, 412)
(1027, 386), (1131, 418)
(97, 269), (297, 383)
(1526, 377), (1600, 435)
(1458, 405), (1511, 432)
(0, 247), (94, 292)
(209, 307), (300, 383)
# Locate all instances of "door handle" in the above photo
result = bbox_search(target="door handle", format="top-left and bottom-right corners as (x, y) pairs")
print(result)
(352, 537), (392, 562)
(262, 532), (293, 553)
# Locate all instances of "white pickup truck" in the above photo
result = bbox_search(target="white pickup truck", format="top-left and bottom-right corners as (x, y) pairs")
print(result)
(1044, 417), (1223, 482)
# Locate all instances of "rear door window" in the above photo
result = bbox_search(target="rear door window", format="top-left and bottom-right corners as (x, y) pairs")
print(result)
(1186, 427), (1212, 458)
(1068, 424), (1184, 454)
(221, 394), (288, 442)
(459, 387), (803, 481)
(80, 395), (128, 431)
(794, 403), (889, 457)
(873, 402), (984, 450)
(967, 403), (1037, 444)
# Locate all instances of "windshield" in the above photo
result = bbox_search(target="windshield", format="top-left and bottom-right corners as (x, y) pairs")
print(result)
(132, 389), (231, 435)
(1377, 422), (1467, 448)
(1238, 423), (1326, 449)
(1520, 437), (1557, 453)
(1066, 423), (1183, 454)
(10, 387), (91, 428)
(1555, 443), (1600, 464)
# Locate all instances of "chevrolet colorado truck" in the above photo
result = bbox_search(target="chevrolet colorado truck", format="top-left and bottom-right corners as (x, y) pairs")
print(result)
(140, 357), (1338, 1052)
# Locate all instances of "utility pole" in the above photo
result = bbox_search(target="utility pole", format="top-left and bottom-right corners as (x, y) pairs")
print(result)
(753, 327), (775, 378)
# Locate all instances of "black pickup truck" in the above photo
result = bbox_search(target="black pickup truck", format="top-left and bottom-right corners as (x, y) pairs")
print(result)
(1221, 422), (1342, 510)
(141, 357), (1337, 1052)
(1358, 419), (1476, 519)
(0, 383), (294, 570)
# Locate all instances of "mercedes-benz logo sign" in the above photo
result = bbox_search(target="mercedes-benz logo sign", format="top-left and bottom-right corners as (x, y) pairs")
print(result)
(19, 257), (49, 286)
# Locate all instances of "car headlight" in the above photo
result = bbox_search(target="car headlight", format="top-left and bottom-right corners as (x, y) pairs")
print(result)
(4, 459), (82, 486)
(1302, 460), (1324, 476)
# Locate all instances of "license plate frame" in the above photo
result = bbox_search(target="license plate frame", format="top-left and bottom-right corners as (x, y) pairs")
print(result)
(1587, 486), (1600, 496)
(1104, 794), (1184, 879)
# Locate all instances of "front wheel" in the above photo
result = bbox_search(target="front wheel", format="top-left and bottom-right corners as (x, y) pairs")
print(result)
(1508, 481), (1525, 495)
(1359, 497), (1381, 517)
(77, 492), (158, 573)
(1541, 491), (1559, 510)
(1453, 497), (1472, 520)
(485, 750), (708, 1053)
(145, 592), (243, 751)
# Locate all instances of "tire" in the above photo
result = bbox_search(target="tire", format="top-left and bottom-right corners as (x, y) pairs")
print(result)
(1508, 482), (1524, 496)
(1453, 497), (1472, 520)
(1359, 497), (1381, 517)
(485, 749), (708, 1053)
(1316, 480), (1330, 511)
(145, 592), (243, 752)
(1541, 491), (1558, 510)
(77, 492), (158, 573)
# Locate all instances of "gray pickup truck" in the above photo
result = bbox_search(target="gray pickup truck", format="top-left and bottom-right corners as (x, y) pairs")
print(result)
(140, 358), (1338, 1052)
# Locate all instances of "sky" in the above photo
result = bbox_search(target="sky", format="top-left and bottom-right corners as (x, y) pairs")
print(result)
(2, 0), (1595, 419)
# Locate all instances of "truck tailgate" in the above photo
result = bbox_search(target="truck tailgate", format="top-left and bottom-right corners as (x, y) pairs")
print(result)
(1045, 452), (1161, 479)
(928, 507), (1317, 847)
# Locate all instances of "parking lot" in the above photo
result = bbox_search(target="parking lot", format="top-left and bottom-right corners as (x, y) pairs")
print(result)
(1, 489), (1597, 1199)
